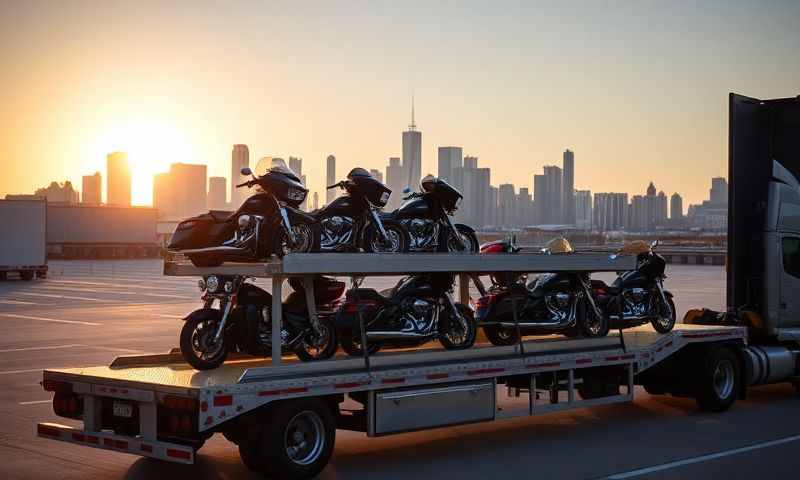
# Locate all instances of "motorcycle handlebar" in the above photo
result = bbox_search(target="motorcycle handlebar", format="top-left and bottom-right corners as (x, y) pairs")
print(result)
(236, 180), (253, 188)
(327, 182), (346, 190)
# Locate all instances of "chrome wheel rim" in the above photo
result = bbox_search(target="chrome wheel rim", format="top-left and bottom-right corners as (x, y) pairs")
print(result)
(284, 410), (325, 466)
(447, 231), (474, 253)
(444, 311), (469, 345)
(713, 359), (735, 399)
(191, 320), (223, 361)
(282, 224), (314, 255)
(371, 228), (401, 253)
(656, 299), (674, 329)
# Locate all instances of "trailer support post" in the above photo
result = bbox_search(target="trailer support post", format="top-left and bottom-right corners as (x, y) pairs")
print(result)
(303, 275), (320, 331)
(271, 275), (283, 366)
(458, 274), (470, 304)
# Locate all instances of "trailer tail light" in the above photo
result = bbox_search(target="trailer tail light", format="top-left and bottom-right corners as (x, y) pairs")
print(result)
(343, 300), (378, 314)
(159, 395), (198, 438)
(475, 294), (499, 310)
(53, 392), (84, 419)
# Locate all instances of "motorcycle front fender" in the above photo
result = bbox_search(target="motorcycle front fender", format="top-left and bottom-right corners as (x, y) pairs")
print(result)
(182, 307), (220, 322)
(454, 223), (476, 234)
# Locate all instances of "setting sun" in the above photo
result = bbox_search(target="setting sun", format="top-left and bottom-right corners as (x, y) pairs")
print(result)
(85, 114), (195, 205)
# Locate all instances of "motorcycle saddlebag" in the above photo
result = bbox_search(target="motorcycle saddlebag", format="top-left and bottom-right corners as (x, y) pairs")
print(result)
(168, 212), (232, 250)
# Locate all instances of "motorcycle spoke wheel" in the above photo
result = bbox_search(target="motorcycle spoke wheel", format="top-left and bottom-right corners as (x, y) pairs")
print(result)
(370, 229), (401, 253)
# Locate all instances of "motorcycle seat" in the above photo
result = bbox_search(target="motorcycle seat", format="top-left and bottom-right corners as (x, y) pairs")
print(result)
(591, 279), (620, 295)
(207, 210), (235, 222)
(346, 288), (391, 304)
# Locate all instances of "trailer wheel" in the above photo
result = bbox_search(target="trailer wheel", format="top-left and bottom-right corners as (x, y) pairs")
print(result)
(695, 347), (739, 412)
(240, 399), (336, 479)
(484, 325), (519, 346)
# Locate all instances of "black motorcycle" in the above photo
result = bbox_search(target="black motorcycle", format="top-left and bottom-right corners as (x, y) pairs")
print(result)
(179, 275), (342, 370)
(169, 158), (320, 267)
(476, 239), (608, 345)
(387, 175), (479, 253)
(315, 168), (410, 253)
(591, 240), (676, 333)
(334, 273), (477, 355)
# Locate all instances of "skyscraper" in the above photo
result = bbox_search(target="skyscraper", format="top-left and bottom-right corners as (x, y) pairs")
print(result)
(153, 172), (173, 218)
(562, 149), (575, 224)
(593, 193), (628, 231)
(288, 157), (302, 177)
(498, 183), (516, 227)
(385, 157), (404, 209)
(533, 174), (546, 225)
(369, 169), (383, 183)
(171, 163), (207, 219)
(231, 144), (249, 209)
(313, 192), (319, 211)
(107, 152), (131, 206)
(710, 177), (728, 204)
(670, 192), (683, 219)
(438, 146), (462, 187)
(542, 165), (563, 224)
(81, 172), (102, 205)
(575, 190), (592, 229)
(326, 155), (336, 205)
(208, 176), (227, 210)
(402, 98), (422, 190)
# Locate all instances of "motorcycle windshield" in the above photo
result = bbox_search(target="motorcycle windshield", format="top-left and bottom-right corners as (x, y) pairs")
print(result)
(256, 157), (300, 180)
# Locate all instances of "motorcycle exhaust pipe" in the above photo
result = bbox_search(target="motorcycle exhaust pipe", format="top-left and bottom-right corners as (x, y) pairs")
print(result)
(178, 245), (252, 255)
(365, 331), (434, 340)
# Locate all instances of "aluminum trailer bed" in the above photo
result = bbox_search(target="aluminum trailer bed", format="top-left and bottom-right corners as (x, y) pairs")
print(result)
(37, 253), (747, 478)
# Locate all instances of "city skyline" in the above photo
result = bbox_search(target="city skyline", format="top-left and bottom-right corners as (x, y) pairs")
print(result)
(2, 2), (798, 207)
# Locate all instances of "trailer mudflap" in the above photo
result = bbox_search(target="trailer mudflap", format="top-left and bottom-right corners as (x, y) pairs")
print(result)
(36, 422), (195, 464)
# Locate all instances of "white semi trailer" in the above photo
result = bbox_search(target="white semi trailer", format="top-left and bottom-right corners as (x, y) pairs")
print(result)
(0, 198), (47, 280)
(34, 93), (800, 479)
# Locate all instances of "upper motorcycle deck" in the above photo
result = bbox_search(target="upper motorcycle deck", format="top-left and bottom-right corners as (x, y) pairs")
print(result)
(163, 252), (637, 278)
(43, 324), (746, 395)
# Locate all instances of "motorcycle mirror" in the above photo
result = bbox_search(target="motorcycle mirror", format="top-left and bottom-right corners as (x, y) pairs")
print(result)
(402, 186), (412, 194)
(240, 167), (252, 176)
(609, 254), (618, 260)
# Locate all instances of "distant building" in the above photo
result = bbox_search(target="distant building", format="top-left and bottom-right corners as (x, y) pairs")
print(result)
(498, 183), (516, 227)
(562, 149), (575, 224)
(575, 190), (592, 229)
(153, 163), (207, 219)
(402, 98), (422, 190)
(593, 192), (628, 231)
(517, 187), (533, 226)
(231, 144), (249, 209)
(438, 146), (463, 188)
(628, 182), (668, 231)
(536, 166), (563, 224)
(670, 192), (683, 219)
(35, 181), (79, 204)
(208, 176), (227, 210)
(288, 157), (303, 177)
(326, 155), (336, 205)
(385, 157), (404, 209)
(688, 177), (728, 231)
(710, 177), (728, 204)
(107, 152), (131, 206)
(312, 191), (319, 210)
(81, 172), (102, 205)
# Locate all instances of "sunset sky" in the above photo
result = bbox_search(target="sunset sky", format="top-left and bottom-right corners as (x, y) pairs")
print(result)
(1, 1), (798, 207)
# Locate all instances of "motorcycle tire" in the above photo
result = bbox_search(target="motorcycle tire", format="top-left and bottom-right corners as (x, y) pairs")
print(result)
(294, 316), (338, 362)
(339, 327), (381, 356)
(271, 219), (321, 257)
(439, 303), (477, 349)
(438, 224), (479, 253)
(578, 297), (610, 338)
(363, 220), (410, 253)
(483, 324), (520, 346)
(180, 310), (229, 370)
(651, 296), (677, 334)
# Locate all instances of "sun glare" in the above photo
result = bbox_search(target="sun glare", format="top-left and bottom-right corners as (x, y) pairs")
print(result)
(87, 115), (195, 205)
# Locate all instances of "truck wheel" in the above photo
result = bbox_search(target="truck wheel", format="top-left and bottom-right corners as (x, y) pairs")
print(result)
(20, 270), (34, 281)
(245, 399), (336, 479)
(695, 347), (739, 412)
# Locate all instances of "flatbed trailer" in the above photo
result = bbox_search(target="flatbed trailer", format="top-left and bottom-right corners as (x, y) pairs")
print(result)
(36, 253), (749, 479)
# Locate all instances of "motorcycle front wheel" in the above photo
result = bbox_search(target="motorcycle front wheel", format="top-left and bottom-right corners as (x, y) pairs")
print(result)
(271, 220), (321, 257)
(180, 310), (229, 370)
(439, 303), (477, 349)
(439, 224), (479, 253)
(651, 296), (677, 333)
(578, 297), (610, 338)
(363, 220), (410, 253)
(294, 316), (338, 361)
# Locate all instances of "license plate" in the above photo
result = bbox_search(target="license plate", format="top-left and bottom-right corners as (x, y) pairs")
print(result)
(113, 401), (133, 418)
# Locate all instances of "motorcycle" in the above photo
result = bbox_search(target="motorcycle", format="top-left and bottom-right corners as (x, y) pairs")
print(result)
(169, 158), (320, 267)
(591, 240), (676, 333)
(386, 175), (479, 253)
(316, 168), (411, 253)
(476, 237), (608, 345)
(179, 274), (342, 370)
(334, 272), (477, 355)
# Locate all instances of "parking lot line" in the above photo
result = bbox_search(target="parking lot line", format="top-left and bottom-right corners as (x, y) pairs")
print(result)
(604, 434), (800, 479)
(15, 292), (108, 302)
(19, 399), (52, 405)
(0, 313), (101, 326)
(0, 344), (85, 354)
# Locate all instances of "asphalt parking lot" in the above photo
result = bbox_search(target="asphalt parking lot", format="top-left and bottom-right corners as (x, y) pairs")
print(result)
(0, 260), (798, 479)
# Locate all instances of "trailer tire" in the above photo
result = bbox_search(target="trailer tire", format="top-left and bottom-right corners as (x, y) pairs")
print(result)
(245, 399), (336, 479)
(695, 346), (739, 412)
(484, 325), (519, 346)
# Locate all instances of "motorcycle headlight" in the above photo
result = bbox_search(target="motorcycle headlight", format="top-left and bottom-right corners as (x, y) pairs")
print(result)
(205, 275), (219, 293)
(379, 191), (390, 206)
(287, 188), (306, 202)
(455, 197), (462, 209)
(224, 281), (234, 293)
(197, 279), (206, 291)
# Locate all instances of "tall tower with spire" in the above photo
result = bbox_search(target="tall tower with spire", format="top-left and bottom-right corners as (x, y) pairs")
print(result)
(402, 95), (422, 190)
